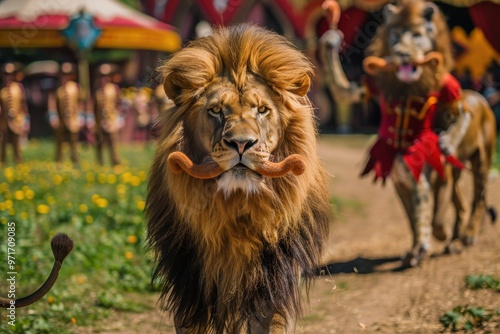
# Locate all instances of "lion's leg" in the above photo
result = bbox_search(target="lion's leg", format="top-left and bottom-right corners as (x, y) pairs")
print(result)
(392, 157), (433, 267)
(462, 148), (488, 246)
(431, 165), (452, 241)
(444, 167), (467, 253)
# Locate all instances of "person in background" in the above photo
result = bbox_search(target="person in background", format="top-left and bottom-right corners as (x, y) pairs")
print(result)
(0, 63), (30, 164)
(93, 63), (124, 166)
(48, 62), (85, 164)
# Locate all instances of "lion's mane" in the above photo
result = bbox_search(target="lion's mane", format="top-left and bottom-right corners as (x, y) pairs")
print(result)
(146, 24), (331, 332)
(367, 0), (453, 101)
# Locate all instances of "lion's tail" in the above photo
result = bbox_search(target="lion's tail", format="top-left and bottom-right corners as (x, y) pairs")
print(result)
(0, 233), (73, 308)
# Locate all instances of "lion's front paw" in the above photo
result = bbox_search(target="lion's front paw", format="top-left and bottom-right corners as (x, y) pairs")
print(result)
(402, 246), (428, 268)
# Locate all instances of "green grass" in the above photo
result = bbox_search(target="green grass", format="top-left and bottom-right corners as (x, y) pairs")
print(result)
(0, 140), (156, 333)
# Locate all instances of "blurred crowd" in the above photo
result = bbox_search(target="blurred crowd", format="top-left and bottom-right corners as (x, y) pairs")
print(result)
(0, 61), (172, 166)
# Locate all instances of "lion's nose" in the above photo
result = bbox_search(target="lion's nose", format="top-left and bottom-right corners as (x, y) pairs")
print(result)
(224, 138), (258, 155)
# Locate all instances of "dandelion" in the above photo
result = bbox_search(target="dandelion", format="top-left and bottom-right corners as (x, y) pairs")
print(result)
(86, 172), (95, 183)
(96, 198), (108, 208)
(24, 189), (35, 200)
(47, 296), (54, 305)
(125, 251), (134, 260)
(79, 204), (88, 213)
(127, 235), (138, 244)
(121, 172), (132, 183)
(46, 196), (55, 205)
(76, 275), (86, 284)
(91, 194), (100, 203)
(113, 164), (125, 174)
(20, 212), (28, 220)
(136, 200), (145, 211)
(13, 190), (24, 201)
(138, 170), (147, 181)
(37, 204), (51, 214)
(85, 215), (94, 224)
(97, 173), (107, 184)
(71, 317), (77, 325)
(8, 208), (15, 216)
(0, 203), (5, 211)
(52, 175), (63, 185)
(107, 174), (117, 184)
(116, 184), (127, 196)
(130, 176), (141, 187)
(4, 200), (13, 209)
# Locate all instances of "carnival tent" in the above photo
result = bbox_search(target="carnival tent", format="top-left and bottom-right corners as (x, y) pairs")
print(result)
(0, 0), (181, 52)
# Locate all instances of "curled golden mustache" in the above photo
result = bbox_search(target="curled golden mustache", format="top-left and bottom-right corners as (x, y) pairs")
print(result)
(167, 151), (306, 179)
(363, 51), (443, 75)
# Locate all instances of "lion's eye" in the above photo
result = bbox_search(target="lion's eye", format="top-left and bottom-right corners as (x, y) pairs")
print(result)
(257, 106), (269, 114)
(208, 106), (222, 117)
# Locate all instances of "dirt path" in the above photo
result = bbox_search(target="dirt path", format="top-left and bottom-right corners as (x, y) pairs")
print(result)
(82, 135), (500, 334)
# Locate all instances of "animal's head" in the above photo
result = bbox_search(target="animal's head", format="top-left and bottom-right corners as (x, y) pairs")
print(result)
(156, 24), (317, 197)
(366, 0), (453, 97)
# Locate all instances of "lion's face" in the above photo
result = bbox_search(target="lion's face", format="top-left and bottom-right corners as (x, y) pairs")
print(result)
(191, 75), (282, 194)
(387, 22), (434, 83)
(366, 0), (454, 99)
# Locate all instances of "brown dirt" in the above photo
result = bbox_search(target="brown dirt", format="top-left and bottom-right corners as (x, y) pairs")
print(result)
(79, 134), (500, 334)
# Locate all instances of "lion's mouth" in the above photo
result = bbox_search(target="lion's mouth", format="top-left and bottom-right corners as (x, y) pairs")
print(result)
(167, 152), (306, 179)
(396, 62), (422, 83)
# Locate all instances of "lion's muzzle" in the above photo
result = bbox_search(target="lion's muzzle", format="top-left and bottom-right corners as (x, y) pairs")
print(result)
(167, 151), (306, 179)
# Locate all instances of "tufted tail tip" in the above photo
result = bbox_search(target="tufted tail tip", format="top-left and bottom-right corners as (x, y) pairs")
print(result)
(51, 233), (74, 263)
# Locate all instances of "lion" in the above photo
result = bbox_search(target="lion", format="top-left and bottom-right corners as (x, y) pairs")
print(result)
(319, 0), (496, 267)
(146, 24), (331, 333)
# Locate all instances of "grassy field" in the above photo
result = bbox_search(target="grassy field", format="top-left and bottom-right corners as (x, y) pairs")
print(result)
(0, 140), (156, 333)
(0, 135), (498, 333)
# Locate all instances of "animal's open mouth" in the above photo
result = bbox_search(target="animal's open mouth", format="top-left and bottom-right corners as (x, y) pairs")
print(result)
(396, 62), (422, 83)
(167, 152), (306, 179)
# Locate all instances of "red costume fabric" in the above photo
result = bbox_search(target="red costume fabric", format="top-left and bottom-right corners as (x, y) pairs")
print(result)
(361, 73), (463, 183)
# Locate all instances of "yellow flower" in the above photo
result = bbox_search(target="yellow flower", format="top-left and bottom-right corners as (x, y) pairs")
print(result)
(0, 203), (5, 211)
(116, 184), (126, 196)
(20, 212), (28, 220)
(8, 208), (15, 216)
(4, 200), (13, 209)
(24, 189), (34, 200)
(127, 235), (138, 244)
(97, 173), (106, 184)
(47, 296), (54, 305)
(96, 198), (108, 208)
(46, 196), (55, 205)
(125, 251), (134, 260)
(107, 174), (117, 184)
(86, 172), (95, 183)
(85, 215), (94, 224)
(52, 175), (63, 185)
(76, 275), (86, 284)
(113, 164), (125, 174)
(136, 200), (145, 211)
(130, 176), (141, 187)
(79, 204), (88, 213)
(91, 194), (100, 203)
(121, 172), (132, 183)
(71, 317), (77, 325)
(37, 204), (50, 214)
(138, 171), (147, 181)
(14, 190), (24, 201)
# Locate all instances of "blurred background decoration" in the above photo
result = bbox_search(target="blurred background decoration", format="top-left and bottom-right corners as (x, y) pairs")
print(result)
(0, 0), (181, 137)
(0, 0), (499, 134)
